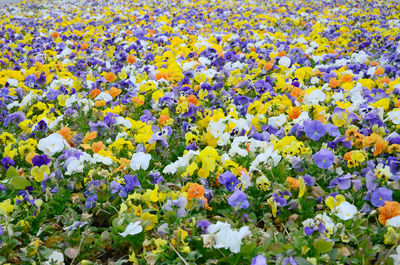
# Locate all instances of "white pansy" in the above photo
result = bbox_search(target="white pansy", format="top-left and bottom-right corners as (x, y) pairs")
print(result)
(390, 245), (400, 264)
(203, 221), (251, 253)
(198, 56), (211, 66)
(303, 89), (326, 105)
(119, 221), (143, 237)
(268, 114), (287, 128)
(77, 98), (94, 115)
(44, 251), (64, 265)
(204, 68), (217, 78)
(65, 158), (84, 175)
(7, 78), (18, 87)
(48, 115), (64, 130)
(315, 213), (336, 234)
(130, 152), (152, 171)
(220, 153), (231, 165)
(209, 119), (226, 138)
(20, 92), (37, 108)
(367, 66), (376, 76)
(80, 152), (95, 164)
(163, 150), (199, 174)
(95, 92), (113, 102)
(386, 215), (400, 227)
(350, 50), (369, 64)
(7, 101), (19, 110)
(57, 47), (73, 59)
(247, 139), (268, 153)
(387, 109), (400, 124)
(116, 132), (128, 140)
(310, 77), (320, 85)
(232, 118), (251, 132)
(93, 154), (113, 165)
(240, 171), (252, 190)
(116, 117), (132, 129)
(278, 56), (291, 68)
(229, 136), (248, 157)
(249, 145), (281, 172)
(335, 201), (357, 220)
(38, 133), (68, 156)
(65, 94), (78, 108)
(182, 61), (198, 71)
(217, 133), (230, 146)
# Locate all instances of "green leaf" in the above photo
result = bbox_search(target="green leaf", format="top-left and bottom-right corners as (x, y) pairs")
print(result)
(294, 257), (313, 265)
(6, 166), (18, 179)
(269, 243), (285, 255)
(97, 190), (108, 202)
(10, 176), (31, 190)
(313, 238), (334, 255)
(329, 248), (339, 261)
(241, 242), (257, 256)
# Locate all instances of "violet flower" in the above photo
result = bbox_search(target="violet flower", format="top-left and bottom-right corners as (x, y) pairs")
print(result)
(228, 190), (249, 209)
(313, 149), (335, 169)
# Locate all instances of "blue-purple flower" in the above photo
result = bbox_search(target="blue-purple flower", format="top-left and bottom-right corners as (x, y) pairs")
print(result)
(228, 190), (249, 209)
(304, 119), (326, 141)
(1, 157), (15, 170)
(371, 187), (393, 207)
(251, 255), (267, 265)
(313, 149), (335, 169)
(218, 171), (239, 192)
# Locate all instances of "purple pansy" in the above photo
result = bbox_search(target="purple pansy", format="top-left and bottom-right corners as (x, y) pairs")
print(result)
(228, 189), (249, 209)
(251, 255), (267, 265)
(1, 157), (15, 170)
(313, 149), (335, 169)
(32, 154), (51, 167)
(218, 171), (239, 192)
(370, 187), (393, 207)
(196, 219), (210, 234)
(304, 119), (326, 141)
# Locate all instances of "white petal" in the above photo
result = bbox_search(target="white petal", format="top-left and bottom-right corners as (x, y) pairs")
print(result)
(119, 221), (143, 237)
(386, 215), (400, 227)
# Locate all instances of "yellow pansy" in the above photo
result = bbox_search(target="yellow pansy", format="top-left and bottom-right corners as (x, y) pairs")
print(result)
(141, 212), (158, 231)
(325, 195), (345, 210)
(0, 199), (14, 216)
(0, 132), (15, 145)
(31, 165), (50, 182)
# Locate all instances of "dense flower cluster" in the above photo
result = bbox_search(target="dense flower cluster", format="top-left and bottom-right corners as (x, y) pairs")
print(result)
(1, 0), (400, 264)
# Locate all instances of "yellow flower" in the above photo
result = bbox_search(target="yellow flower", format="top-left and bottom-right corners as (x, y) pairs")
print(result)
(332, 111), (348, 127)
(351, 150), (367, 163)
(196, 146), (219, 177)
(256, 176), (270, 191)
(384, 227), (399, 245)
(141, 212), (158, 231)
(0, 199), (14, 216)
(29, 239), (40, 256)
(108, 138), (134, 153)
(31, 165), (50, 182)
(3, 144), (17, 159)
(0, 132), (15, 145)
(325, 195), (345, 210)
(298, 177), (306, 198)
(186, 162), (198, 176)
(128, 251), (139, 264)
(153, 238), (168, 254)
(171, 228), (188, 249)
(18, 119), (33, 133)
(268, 197), (277, 218)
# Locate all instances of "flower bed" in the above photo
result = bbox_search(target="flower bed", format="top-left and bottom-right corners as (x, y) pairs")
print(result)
(1, 0), (400, 264)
